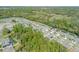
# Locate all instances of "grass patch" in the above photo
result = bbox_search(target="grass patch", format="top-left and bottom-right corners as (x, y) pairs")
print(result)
(2, 24), (67, 52)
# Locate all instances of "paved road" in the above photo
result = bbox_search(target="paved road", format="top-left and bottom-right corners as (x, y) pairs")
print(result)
(0, 17), (79, 52)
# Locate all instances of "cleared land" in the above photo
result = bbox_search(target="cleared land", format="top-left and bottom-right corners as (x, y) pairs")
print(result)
(0, 7), (79, 52)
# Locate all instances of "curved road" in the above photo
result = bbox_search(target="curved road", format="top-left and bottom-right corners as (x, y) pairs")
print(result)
(0, 17), (79, 52)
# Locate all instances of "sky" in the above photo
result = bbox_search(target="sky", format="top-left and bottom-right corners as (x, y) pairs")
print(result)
(0, 0), (79, 6)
